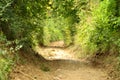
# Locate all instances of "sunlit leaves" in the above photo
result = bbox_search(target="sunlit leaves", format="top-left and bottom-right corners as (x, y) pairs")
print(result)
(75, 0), (120, 55)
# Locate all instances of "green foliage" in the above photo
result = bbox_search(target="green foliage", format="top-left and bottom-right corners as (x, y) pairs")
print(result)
(0, 0), (80, 48)
(42, 17), (64, 45)
(0, 32), (14, 80)
(1, 0), (120, 79)
(89, 0), (119, 54)
(50, 0), (79, 46)
(87, 0), (116, 53)
(76, 0), (120, 56)
(0, 0), (49, 47)
(0, 57), (13, 80)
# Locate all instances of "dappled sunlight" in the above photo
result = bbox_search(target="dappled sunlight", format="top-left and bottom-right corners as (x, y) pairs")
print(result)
(35, 41), (74, 60)
(0, 0), (119, 80)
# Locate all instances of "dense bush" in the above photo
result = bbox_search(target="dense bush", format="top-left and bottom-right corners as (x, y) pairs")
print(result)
(76, 0), (120, 55)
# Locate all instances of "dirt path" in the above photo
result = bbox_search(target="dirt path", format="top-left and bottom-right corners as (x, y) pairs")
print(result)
(35, 46), (74, 60)
(9, 41), (110, 80)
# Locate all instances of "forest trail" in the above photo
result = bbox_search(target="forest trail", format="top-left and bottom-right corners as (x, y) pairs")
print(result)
(9, 41), (110, 80)
(34, 41), (75, 60)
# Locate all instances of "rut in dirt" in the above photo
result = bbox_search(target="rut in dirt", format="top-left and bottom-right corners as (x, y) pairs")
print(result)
(9, 41), (110, 80)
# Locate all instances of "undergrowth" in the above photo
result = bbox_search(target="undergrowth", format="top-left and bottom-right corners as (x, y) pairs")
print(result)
(0, 32), (21, 80)
(74, 0), (120, 79)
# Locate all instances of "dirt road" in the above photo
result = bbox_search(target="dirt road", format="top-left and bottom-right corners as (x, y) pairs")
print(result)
(9, 41), (110, 80)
